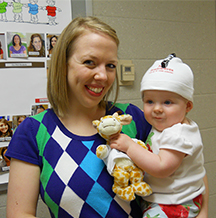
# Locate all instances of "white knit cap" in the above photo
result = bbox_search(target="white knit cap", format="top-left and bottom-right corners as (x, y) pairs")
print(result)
(140, 57), (194, 102)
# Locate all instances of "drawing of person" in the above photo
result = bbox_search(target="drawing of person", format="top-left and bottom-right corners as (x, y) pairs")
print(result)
(0, 0), (9, 21)
(27, 0), (39, 23)
(12, 0), (24, 22)
(9, 34), (27, 57)
(28, 33), (45, 57)
(44, 0), (61, 25)
(27, 0), (43, 23)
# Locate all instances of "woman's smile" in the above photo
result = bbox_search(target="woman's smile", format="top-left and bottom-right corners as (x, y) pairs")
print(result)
(86, 85), (104, 95)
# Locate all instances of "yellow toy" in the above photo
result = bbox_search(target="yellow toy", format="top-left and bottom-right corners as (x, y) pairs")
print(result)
(93, 112), (152, 201)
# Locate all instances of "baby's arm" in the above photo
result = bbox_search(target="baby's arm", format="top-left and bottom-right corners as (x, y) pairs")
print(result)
(110, 133), (185, 178)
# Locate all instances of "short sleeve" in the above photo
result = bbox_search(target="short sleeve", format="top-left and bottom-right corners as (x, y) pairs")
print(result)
(157, 123), (195, 155)
(6, 117), (41, 166)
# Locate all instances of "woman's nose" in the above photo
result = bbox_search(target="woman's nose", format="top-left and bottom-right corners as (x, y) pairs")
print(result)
(94, 65), (108, 81)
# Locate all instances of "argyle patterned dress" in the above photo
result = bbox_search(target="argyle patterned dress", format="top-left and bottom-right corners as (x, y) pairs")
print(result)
(6, 103), (151, 218)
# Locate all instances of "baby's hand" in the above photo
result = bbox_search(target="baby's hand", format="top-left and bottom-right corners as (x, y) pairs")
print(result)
(110, 133), (134, 153)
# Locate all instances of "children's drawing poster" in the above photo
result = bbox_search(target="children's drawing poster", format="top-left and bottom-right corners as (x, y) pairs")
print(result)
(0, 0), (71, 32)
(0, 0), (72, 117)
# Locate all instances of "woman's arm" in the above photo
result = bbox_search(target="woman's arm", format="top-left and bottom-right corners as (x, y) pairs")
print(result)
(7, 158), (40, 218)
(196, 174), (209, 218)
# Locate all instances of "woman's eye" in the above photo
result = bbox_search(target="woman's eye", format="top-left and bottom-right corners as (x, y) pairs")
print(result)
(84, 60), (94, 66)
(107, 63), (116, 69)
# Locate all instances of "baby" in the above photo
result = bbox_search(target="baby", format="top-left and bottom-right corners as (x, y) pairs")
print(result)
(110, 55), (206, 218)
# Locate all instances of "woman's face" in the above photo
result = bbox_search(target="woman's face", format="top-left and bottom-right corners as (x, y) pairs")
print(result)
(0, 122), (8, 134)
(51, 37), (57, 47)
(14, 35), (20, 45)
(67, 30), (118, 110)
(32, 36), (42, 51)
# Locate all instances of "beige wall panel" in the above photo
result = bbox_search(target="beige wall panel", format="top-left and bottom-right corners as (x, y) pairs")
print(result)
(0, 190), (7, 218)
(205, 162), (216, 195)
(209, 194), (216, 217)
(98, 16), (214, 60)
(93, 1), (200, 22)
(201, 128), (216, 163)
(189, 95), (216, 129)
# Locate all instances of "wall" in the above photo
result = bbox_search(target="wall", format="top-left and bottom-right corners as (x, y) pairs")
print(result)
(0, 1), (215, 217)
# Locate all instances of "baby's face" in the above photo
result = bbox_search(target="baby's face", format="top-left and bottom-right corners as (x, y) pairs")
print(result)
(143, 90), (191, 132)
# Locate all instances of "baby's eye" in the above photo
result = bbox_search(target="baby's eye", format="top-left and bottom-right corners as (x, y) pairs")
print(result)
(164, 100), (172, 105)
(146, 100), (153, 104)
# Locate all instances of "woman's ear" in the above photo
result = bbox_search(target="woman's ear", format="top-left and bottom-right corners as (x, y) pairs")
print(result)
(186, 101), (193, 113)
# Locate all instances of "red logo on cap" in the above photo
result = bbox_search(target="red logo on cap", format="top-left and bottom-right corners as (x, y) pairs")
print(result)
(149, 65), (174, 74)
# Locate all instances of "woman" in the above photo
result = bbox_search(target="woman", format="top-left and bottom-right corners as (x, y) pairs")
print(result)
(0, 118), (13, 138)
(28, 33), (45, 57)
(9, 34), (27, 57)
(48, 35), (58, 57)
(6, 16), (151, 218)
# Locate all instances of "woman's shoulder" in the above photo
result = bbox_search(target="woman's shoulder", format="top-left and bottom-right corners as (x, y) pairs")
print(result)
(107, 102), (142, 115)
(107, 102), (151, 140)
(17, 109), (54, 133)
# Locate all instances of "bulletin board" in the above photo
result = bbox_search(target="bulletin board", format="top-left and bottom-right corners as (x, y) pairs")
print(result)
(0, 0), (73, 173)
(0, 0), (72, 118)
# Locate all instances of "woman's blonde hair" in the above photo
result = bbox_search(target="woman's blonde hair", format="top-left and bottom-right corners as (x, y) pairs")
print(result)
(47, 16), (120, 117)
